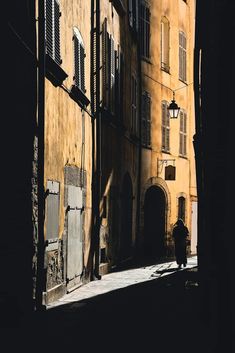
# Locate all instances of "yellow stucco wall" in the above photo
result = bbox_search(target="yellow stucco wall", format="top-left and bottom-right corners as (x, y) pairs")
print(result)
(141, 0), (197, 242)
(43, 0), (92, 266)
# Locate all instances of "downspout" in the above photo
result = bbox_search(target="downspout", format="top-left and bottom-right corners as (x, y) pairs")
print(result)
(35, 0), (46, 310)
(90, 0), (101, 280)
(94, 0), (101, 279)
(135, 14), (142, 260)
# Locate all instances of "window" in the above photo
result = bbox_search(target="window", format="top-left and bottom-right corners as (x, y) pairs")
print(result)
(162, 101), (170, 152)
(141, 91), (151, 147)
(46, 181), (60, 241)
(161, 17), (170, 72)
(179, 110), (187, 157)
(73, 28), (85, 93)
(131, 74), (138, 134)
(45, 0), (61, 65)
(128, 0), (139, 32)
(102, 18), (116, 113)
(140, 1), (150, 59)
(179, 31), (187, 82)
(178, 196), (186, 222)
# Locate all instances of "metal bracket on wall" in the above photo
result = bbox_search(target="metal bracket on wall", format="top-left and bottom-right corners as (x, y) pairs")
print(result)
(157, 158), (175, 177)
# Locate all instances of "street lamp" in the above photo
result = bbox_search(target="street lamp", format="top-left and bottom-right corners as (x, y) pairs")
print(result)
(168, 91), (180, 119)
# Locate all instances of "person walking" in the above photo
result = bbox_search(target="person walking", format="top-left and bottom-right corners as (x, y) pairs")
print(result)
(172, 219), (189, 269)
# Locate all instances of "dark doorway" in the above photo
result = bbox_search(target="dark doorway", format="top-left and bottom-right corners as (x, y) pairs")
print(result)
(144, 186), (166, 259)
(120, 174), (133, 261)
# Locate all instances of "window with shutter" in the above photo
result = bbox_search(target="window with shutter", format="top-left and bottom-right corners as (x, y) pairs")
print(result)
(162, 100), (170, 152)
(179, 110), (187, 157)
(161, 17), (170, 72)
(179, 31), (187, 82)
(141, 91), (151, 147)
(46, 180), (60, 241)
(140, 1), (150, 59)
(45, 0), (61, 65)
(131, 74), (138, 135)
(102, 18), (109, 109)
(110, 36), (115, 114)
(178, 196), (186, 222)
(73, 28), (86, 94)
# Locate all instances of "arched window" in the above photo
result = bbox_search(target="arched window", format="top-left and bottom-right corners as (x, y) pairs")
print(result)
(161, 17), (170, 72)
(73, 27), (85, 93)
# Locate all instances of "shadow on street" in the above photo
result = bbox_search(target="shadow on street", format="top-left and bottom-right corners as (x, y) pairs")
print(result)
(2, 266), (213, 353)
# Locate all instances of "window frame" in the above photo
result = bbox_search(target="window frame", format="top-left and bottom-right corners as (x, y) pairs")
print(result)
(140, 1), (150, 60)
(179, 109), (187, 157)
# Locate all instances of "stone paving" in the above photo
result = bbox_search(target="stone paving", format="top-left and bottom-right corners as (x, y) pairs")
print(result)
(47, 255), (197, 309)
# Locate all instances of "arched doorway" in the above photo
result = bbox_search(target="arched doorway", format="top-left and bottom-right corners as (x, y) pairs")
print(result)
(120, 173), (133, 261)
(144, 185), (166, 259)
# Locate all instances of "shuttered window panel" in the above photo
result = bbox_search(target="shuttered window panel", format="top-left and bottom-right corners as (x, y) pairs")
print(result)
(140, 2), (150, 59)
(102, 19), (109, 108)
(179, 110), (187, 156)
(179, 31), (186, 82)
(128, 0), (133, 27)
(162, 101), (170, 152)
(141, 92), (151, 147)
(110, 36), (115, 114)
(73, 28), (86, 93)
(45, 0), (61, 65)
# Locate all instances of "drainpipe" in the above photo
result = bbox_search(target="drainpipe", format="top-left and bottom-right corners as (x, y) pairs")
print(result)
(90, 0), (101, 280)
(35, 0), (46, 310)
(135, 14), (142, 260)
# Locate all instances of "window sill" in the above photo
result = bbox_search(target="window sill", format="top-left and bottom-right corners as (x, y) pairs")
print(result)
(141, 57), (152, 65)
(161, 66), (170, 74)
(45, 54), (68, 87)
(69, 85), (90, 108)
(179, 154), (188, 160)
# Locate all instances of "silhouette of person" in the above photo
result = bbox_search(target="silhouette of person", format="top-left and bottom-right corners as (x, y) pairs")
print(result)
(172, 219), (189, 269)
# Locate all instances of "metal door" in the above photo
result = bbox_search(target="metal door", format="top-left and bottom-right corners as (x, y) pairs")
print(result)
(67, 186), (83, 288)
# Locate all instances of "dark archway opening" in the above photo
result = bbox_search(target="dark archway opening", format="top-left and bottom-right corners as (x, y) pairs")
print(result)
(144, 186), (166, 259)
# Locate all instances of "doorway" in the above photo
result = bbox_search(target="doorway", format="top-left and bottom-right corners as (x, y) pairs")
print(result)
(144, 185), (166, 259)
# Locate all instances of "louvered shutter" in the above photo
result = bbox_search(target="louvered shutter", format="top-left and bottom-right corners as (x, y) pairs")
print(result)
(129, 0), (133, 27)
(45, 0), (61, 65)
(146, 93), (151, 146)
(110, 36), (115, 113)
(74, 34), (80, 87)
(54, 0), (61, 65)
(45, 0), (53, 58)
(80, 44), (85, 93)
(141, 94), (147, 145)
(162, 101), (170, 152)
(102, 19), (109, 108)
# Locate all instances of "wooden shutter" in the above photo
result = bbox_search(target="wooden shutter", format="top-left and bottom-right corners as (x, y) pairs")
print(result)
(146, 94), (151, 146)
(80, 44), (85, 93)
(54, 0), (61, 65)
(110, 36), (115, 113)
(162, 101), (170, 152)
(129, 0), (133, 27)
(179, 110), (187, 156)
(45, 0), (61, 65)
(142, 92), (151, 146)
(45, 0), (53, 58)
(179, 31), (186, 81)
(74, 34), (80, 87)
(102, 19), (109, 108)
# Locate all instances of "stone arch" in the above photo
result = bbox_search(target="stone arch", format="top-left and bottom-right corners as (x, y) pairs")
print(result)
(140, 177), (171, 258)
